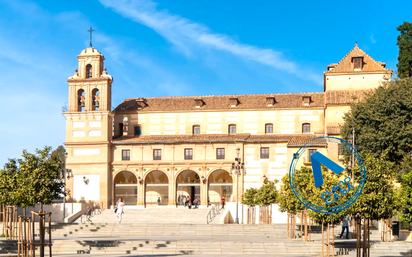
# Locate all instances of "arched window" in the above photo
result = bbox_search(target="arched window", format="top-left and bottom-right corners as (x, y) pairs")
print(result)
(77, 89), (85, 112)
(134, 125), (141, 136)
(302, 123), (310, 133)
(92, 88), (100, 111)
(86, 64), (92, 79)
(228, 124), (236, 134)
(265, 123), (273, 134)
(192, 125), (200, 135)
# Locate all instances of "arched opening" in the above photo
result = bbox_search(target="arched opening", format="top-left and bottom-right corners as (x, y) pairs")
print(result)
(86, 64), (92, 79)
(77, 89), (85, 112)
(145, 170), (169, 206)
(176, 170), (200, 206)
(114, 171), (138, 205)
(208, 169), (233, 204)
(92, 88), (100, 111)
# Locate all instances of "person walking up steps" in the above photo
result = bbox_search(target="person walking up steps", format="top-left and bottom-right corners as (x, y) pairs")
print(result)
(116, 198), (125, 223)
(85, 206), (92, 223)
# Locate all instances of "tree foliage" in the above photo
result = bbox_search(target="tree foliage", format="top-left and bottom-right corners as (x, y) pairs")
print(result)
(351, 153), (397, 220)
(277, 168), (307, 215)
(400, 169), (412, 225)
(242, 187), (258, 207)
(255, 180), (278, 206)
(397, 22), (412, 79)
(341, 78), (412, 180)
(0, 146), (66, 210)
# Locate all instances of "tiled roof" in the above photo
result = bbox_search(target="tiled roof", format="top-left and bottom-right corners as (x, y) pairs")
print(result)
(327, 125), (341, 135)
(326, 45), (391, 73)
(325, 90), (372, 105)
(113, 92), (325, 113)
(112, 133), (326, 147)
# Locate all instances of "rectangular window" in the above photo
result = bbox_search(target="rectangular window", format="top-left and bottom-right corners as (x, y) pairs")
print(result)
(302, 123), (310, 133)
(260, 147), (269, 159)
(193, 126), (200, 135)
(353, 57), (362, 70)
(153, 149), (161, 160)
(229, 125), (236, 134)
(265, 124), (273, 134)
(309, 149), (317, 162)
(184, 148), (193, 160)
(134, 125), (141, 136)
(216, 148), (225, 159)
(122, 149), (130, 161)
(293, 153), (299, 159)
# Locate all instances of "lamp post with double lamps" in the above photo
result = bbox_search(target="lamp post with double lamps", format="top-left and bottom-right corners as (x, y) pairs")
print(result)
(230, 147), (244, 224)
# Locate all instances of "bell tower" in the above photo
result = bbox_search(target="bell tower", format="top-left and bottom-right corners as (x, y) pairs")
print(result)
(63, 46), (113, 209)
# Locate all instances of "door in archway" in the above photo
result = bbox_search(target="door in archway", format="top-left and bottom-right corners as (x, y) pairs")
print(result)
(145, 170), (169, 206)
(114, 171), (138, 205)
(176, 170), (200, 206)
(208, 170), (233, 204)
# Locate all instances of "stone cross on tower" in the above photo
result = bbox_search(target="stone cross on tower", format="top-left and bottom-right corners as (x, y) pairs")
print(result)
(87, 27), (95, 47)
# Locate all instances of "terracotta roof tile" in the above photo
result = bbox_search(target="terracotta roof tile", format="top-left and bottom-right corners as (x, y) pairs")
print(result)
(113, 92), (325, 113)
(326, 45), (391, 73)
(112, 133), (326, 147)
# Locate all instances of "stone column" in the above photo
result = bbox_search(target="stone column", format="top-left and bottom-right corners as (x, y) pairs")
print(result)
(137, 167), (145, 206)
(169, 167), (176, 205)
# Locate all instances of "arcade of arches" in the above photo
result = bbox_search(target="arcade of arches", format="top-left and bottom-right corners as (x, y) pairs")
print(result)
(113, 169), (236, 206)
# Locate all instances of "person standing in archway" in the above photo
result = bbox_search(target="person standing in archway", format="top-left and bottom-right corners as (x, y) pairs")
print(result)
(183, 196), (186, 207)
(221, 197), (225, 209)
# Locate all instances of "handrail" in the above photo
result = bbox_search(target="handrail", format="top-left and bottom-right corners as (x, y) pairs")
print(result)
(206, 204), (221, 224)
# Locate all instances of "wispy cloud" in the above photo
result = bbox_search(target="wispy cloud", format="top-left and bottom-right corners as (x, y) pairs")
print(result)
(370, 34), (377, 44)
(99, 0), (322, 85)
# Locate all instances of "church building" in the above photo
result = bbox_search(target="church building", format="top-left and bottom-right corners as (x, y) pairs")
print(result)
(63, 44), (392, 210)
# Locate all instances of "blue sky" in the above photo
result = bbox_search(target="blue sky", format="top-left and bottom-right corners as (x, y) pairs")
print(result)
(0, 0), (410, 166)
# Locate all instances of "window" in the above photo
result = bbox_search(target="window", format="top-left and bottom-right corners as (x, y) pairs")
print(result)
(260, 147), (269, 159)
(302, 123), (310, 133)
(122, 149), (130, 161)
(293, 153), (299, 159)
(134, 125), (141, 136)
(86, 64), (92, 79)
(184, 148), (193, 160)
(153, 149), (161, 160)
(353, 57), (363, 70)
(193, 125), (200, 135)
(216, 148), (225, 159)
(265, 124), (273, 134)
(309, 149), (317, 162)
(119, 123), (124, 136)
(229, 124), (236, 134)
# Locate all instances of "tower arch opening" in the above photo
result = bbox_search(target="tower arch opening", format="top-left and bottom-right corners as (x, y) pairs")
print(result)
(86, 64), (92, 79)
(92, 88), (100, 111)
(77, 89), (85, 112)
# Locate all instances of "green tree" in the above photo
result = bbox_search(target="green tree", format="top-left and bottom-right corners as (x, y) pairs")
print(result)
(397, 22), (412, 79)
(242, 187), (258, 207)
(400, 169), (412, 226)
(0, 159), (20, 206)
(277, 168), (308, 215)
(255, 179), (278, 206)
(351, 153), (397, 220)
(341, 78), (412, 180)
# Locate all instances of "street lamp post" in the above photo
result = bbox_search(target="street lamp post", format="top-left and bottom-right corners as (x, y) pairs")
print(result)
(231, 147), (244, 224)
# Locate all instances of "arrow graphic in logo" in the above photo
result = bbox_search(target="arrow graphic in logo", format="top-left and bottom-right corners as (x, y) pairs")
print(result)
(311, 152), (345, 188)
